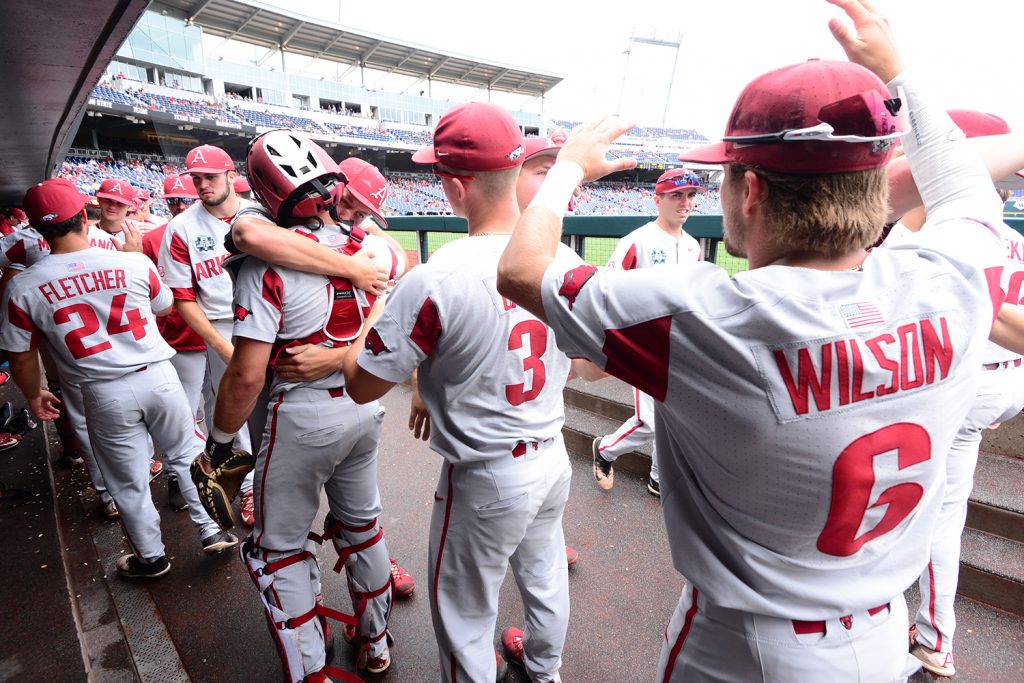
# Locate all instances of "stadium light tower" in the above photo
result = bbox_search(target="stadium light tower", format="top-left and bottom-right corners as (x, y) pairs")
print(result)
(616, 31), (683, 128)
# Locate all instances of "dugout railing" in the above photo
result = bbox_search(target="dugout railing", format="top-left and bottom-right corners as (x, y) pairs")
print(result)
(386, 215), (1024, 276)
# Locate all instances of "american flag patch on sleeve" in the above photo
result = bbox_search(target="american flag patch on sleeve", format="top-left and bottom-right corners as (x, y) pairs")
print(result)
(839, 301), (884, 329)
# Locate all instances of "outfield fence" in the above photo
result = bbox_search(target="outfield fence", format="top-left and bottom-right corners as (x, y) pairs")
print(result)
(387, 214), (1024, 276)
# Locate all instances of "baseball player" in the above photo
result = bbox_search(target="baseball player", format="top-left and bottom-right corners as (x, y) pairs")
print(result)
(0, 197), (125, 513)
(159, 144), (258, 524)
(131, 188), (162, 234)
(202, 130), (402, 680)
(143, 173), (207, 511)
(1, 178), (237, 579)
(94, 178), (143, 248)
(880, 110), (1024, 678)
(233, 176), (252, 200)
(496, 1), (1007, 680)
(1, 208), (27, 235)
(344, 102), (578, 683)
(593, 167), (705, 496)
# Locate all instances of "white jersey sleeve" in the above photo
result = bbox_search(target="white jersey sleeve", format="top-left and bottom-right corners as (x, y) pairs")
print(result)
(0, 227), (50, 271)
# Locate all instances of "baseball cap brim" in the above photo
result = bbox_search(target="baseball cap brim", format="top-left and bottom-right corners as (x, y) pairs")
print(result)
(411, 147), (439, 165)
(95, 192), (135, 206)
(183, 167), (233, 175)
(677, 142), (731, 166)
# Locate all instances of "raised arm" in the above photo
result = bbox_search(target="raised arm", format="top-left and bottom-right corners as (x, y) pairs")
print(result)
(232, 215), (388, 294)
(497, 118), (636, 321)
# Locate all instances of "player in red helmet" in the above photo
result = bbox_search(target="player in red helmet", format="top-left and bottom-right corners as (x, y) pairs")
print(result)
(204, 130), (404, 680)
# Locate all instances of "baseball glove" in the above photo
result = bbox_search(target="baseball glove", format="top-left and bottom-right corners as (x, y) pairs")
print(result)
(190, 443), (255, 530)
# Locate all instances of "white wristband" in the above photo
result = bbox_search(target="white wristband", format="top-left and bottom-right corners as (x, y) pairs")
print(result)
(528, 161), (584, 216)
(210, 426), (237, 444)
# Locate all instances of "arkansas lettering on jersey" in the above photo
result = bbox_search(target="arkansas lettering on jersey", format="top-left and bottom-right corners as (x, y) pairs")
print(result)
(0, 227), (49, 270)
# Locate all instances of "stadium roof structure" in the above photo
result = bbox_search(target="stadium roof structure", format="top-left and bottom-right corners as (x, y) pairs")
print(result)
(150, 0), (564, 97)
(0, 0), (150, 205)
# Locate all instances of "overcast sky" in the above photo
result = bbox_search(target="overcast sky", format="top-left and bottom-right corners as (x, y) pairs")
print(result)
(259, 0), (1024, 138)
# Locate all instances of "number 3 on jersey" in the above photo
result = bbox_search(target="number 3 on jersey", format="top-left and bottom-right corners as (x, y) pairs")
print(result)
(54, 293), (148, 359)
(506, 320), (547, 406)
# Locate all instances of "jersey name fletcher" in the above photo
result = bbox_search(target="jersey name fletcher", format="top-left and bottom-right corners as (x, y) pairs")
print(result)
(762, 314), (954, 421)
(38, 268), (128, 304)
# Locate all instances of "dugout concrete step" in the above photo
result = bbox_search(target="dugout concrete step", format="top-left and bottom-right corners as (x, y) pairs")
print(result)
(970, 451), (1024, 543)
(959, 529), (1024, 618)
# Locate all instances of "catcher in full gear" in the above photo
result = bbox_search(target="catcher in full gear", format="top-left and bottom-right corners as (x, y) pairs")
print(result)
(195, 129), (405, 681)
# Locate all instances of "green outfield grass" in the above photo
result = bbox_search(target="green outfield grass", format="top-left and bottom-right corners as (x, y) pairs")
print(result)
(389, 231), (749, 276)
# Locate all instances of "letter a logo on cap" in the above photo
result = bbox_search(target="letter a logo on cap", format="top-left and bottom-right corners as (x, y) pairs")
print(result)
(111, 181), (123, 195)
(171, 177), (187, 192)
(370, 185), (387, 204)
(190, 148), (208, 165)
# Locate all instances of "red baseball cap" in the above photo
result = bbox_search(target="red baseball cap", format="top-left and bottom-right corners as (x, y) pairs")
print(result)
(339, 157), (388, 226)
(412, 102), (525, 172)
(947, 110), (1011, 138)
(233, 176), (251, 194)
(6, 207), (27, 223)
(23, 178), (88, 227)
(184, 144), (235, 174)
(162, 173), (198, 199)
(96, 178), (137, 206)
(134, 188), (151, 207)
(678, 60), (904, 175)
(523, 131), (568, 162)
(655, 168), (706, 194)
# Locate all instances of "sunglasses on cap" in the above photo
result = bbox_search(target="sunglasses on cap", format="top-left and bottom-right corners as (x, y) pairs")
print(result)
(667, 173), (702, 187)
(433, 167), (475, 182)
(165, 197), (195, 206)
(723, 90), (905, 147)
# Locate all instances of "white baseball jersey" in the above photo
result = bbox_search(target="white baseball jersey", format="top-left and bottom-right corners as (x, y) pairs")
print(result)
(0, 226), (114, 272)
(357, 235), (580, 464)
(1, 248), (174, 384)
(231, 216), (404, 396)
(541, 217), (1003, 620)
(606, 220), (703, 270)
(160, 199), (260, 320)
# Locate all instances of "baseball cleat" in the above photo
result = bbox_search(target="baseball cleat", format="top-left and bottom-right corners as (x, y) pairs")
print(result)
(591, 437), (614, 490)
(116, 554), (170, 579)
(495, 648), (509, 683)
(149, 458), (164, 482)
(390, 558), (415, 598)
(102, 499), (120, 520)
(647, 477), (661, 497)
(566, 545), (580, 568)
(910, 643), (956, 677)
(500, 626), (525, 668)
(201, 530), (239, 555)
(166, 475), (188, 511)
(240, 489), (255, 527)
(359, 646), (391, 674)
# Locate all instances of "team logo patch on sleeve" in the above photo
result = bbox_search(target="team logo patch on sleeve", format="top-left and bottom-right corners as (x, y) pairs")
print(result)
(558, 265), (598, 310)
(365, 328), (390, 355)
(234, 305), (252, 321)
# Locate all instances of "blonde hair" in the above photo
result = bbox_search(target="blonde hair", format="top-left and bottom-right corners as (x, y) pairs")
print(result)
(727, 164), (888, 254)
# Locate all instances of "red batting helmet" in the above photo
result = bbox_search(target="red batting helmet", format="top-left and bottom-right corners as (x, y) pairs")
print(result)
(246, 130), (344, 225)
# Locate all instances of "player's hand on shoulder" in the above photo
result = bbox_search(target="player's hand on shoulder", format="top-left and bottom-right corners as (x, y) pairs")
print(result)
(345, 250), (388, 296)
(29, 389), (61, 421)
(275, 344), (347, 383)
(559, 117), (638, 182)
(408, 386), (430, 441)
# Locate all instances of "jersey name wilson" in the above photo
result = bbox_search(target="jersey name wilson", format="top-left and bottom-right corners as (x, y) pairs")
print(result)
(759, 315), (955, 420)
(38, 269), (127, 304)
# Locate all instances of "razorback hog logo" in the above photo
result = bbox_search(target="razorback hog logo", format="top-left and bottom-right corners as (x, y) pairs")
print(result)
(364, 328), (390, 355)
(234, 305), (251, 322)
(558, 264), (598, 310)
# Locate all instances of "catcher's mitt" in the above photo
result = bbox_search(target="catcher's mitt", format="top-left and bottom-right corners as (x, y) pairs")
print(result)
(190, 447), (255, 530)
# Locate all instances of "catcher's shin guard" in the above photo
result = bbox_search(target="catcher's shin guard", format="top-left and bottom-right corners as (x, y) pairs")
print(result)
(190, 449), (254, 529)
(326, 516), (393, 664)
